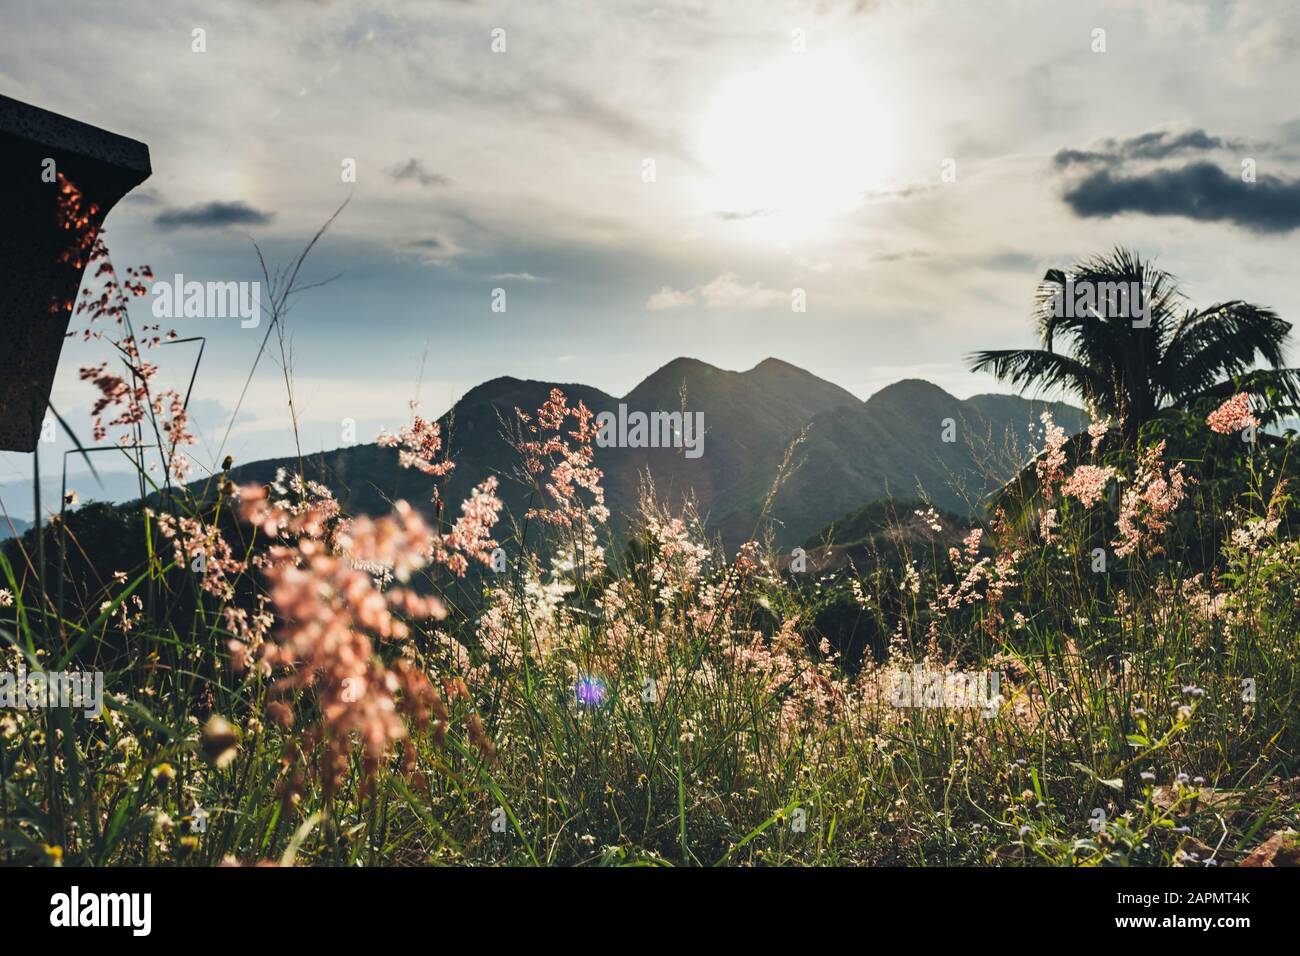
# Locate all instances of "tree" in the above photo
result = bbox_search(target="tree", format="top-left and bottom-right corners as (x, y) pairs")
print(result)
(968, 247), (1300, 444)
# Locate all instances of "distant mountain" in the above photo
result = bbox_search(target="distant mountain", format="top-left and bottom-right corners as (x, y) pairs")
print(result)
(0, 515), (30, 540)
(210, 358), (1087, 550)
(0, 469), (147, 524)
(746, 379), (1085, 547)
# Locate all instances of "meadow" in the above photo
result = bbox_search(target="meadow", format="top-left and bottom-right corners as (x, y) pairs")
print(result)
(2, 195), (1298, 868)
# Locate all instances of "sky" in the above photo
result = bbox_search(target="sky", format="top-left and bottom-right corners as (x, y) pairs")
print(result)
(2, 0), (1299, 515)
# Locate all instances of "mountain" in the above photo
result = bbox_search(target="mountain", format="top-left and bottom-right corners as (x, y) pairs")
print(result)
(0, 469), (148, 524)
(208, 358), (1085, 550)
(746, 379), (1085, 547)
(0, 515), (30, 540)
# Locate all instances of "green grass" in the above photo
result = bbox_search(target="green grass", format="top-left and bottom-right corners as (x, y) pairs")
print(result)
(2, 414), (1298, 868)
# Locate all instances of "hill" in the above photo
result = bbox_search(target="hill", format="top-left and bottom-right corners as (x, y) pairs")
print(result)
(206, 358), (1086, 550)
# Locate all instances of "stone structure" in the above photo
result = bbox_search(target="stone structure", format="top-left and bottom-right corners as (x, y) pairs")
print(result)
(0, 93), (151, 451)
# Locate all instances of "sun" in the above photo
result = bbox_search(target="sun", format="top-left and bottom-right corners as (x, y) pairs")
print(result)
(698, 52), (895, 238)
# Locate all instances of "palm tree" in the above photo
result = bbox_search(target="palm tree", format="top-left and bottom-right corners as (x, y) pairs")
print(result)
(969, 247), (1300, 444)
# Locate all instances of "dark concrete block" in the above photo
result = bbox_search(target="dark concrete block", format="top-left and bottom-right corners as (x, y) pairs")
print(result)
(0, 93), (151, 452)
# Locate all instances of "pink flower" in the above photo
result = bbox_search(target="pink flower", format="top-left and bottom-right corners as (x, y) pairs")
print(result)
(1061, 464), (1116, 508)
(1039, 508), (1058, 543)
(237, 486), (455, 797)
(1206, 393), (1258, 435)
(378, 416), (455, 476)
(435, 477), (504, 576)
(515, 389), (608, 531)
(1035, 411), (1069, 496)
(1087, 418), (1111, 456)
(1113, 441), (1190, 558)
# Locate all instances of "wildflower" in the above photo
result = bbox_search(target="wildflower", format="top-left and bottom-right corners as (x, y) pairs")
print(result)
(1038, 507), (1058, 543)
(575, 676), (608, 708)
(0, 589), (12, 607)
(516, 389), (608, 530)
(1061, 464), (1115, 508)
(1230, 515), (1279, 555)
(378, 415), (455, 476)
(1087, 417), (1111, 456)
(63, 490), (79, 507)
(154, 511), (247, 601)
(1035, 411), (1069, 495)
(238, 486), (463, 793)
(466, 711), (495, 758)
(435, 477), (504, 576)
(1206, 392), (1258, 435)
(1113, 441), (1189, 559)
(900, 562), (921, 595)
(151, 763), (176, 781)
(200, 715), (239, 769)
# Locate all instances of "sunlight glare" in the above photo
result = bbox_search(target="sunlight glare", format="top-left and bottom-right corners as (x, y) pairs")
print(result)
(699, 51), (894, 237)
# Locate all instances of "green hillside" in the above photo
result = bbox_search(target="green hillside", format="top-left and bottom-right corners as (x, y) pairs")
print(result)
(208, 358), (1087, 551)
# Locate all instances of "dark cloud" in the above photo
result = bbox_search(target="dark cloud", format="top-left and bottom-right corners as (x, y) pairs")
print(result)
(124, 188), (161, 205)
(1063, 162), (1300, 234)
(715, 208), (773, 221)
(982, 251), (1038, 272)
(1054, 129), (1238, 168)
(154, 201), (275, 230)
(863, 183), (934, 202)
(388, 158), (451, 187)
(869, 249), (931, 263)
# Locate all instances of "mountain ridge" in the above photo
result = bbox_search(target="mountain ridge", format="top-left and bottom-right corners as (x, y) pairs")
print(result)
(210, 356), (1086, 550)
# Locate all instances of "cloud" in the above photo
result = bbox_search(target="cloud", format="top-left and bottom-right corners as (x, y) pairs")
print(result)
(645, 273), (785, 312)
(981, 251), (1038, 272)
(492, 272), (546, 282)
(645, 285), (696, 311)
(1062, 162), (1300, 234)
(387, 158), (451, 187)
(154, 201), (276, 230)
(715, 208), (773, 221)
(123, 188), (161, 206)
(698, 273), (784, 309)
(1052, 126), (1298, 233)
(398, 235), (464, 262)
(1054, 128), (1239, 168)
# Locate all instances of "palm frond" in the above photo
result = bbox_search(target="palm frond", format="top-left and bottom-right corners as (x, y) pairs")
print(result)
(1160, 302), (1292, 403)
(967, 348), (1105, 408)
